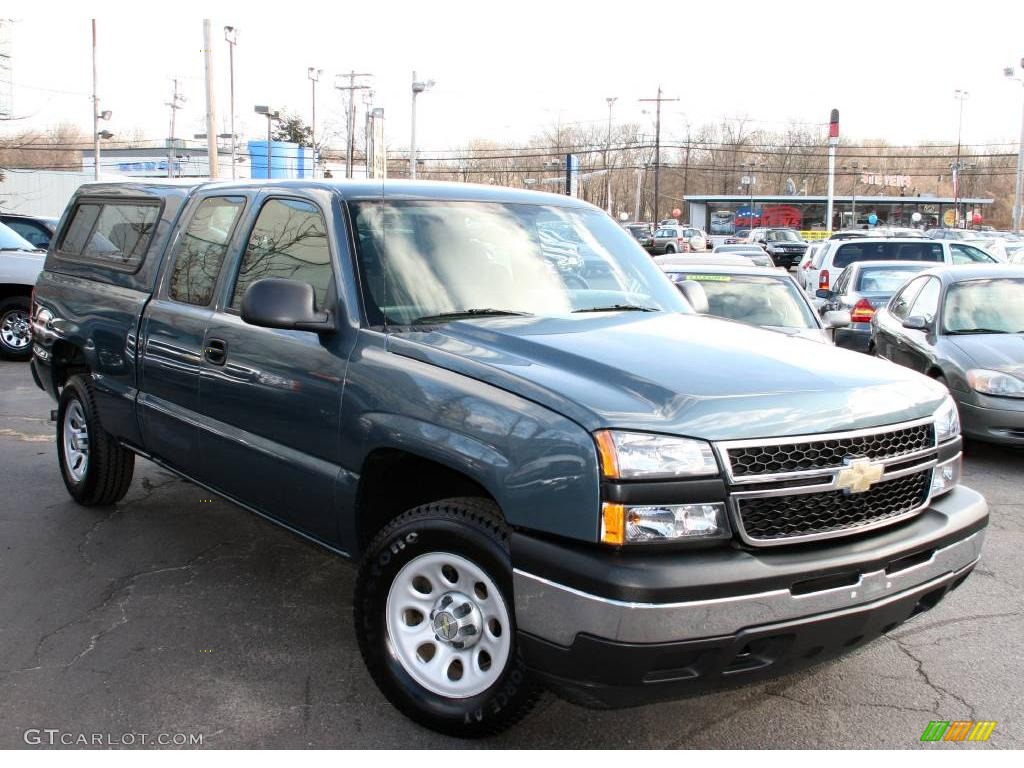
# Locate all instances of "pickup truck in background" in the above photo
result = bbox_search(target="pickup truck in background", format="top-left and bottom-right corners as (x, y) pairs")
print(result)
(30, 179), (988, 737)
(1, 221), (46, 360)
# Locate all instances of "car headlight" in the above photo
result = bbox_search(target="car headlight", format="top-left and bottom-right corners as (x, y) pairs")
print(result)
(966, 369), (1024, 398)
(933, 396), (961, 443)
(594, 430), (718, 480)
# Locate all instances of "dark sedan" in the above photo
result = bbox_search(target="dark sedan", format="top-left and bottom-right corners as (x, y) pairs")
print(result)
(817, 261), (931, 352)
(871, 264), (1024, 445)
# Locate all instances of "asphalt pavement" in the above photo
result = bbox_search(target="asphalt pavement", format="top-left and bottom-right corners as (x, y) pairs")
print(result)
(1, 359), (1021, 749)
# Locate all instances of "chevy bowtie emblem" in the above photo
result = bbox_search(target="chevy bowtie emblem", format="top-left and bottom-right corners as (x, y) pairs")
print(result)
(836, 457), (884, 494)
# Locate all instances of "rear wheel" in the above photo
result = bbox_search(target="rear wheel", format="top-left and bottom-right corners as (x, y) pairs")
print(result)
(57, 374), (135, 506)
(354, 498), (541, 737)
(664, 244), (676, 254)
(0, 296), (32, 361)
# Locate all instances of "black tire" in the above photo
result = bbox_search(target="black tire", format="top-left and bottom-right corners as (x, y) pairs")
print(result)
(354, 497), (542, 737)
(0, 296), (32, 361)
(56, 374), (135, 506)
(664, 244), (676, 254)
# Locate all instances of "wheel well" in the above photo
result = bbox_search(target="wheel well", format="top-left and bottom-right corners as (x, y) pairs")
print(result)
(926, 367), (945, 380)
(50, 341), (89, 391)
(0, 284), (32, 303)
(355, 449), (497, 553)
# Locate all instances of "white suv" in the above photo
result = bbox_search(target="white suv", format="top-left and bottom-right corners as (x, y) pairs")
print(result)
(800, 237), (998, 294)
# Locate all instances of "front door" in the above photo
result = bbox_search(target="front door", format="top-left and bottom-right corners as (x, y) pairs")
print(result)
(196, 194), (352, 546)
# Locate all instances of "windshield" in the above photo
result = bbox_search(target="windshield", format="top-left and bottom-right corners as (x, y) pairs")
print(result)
(0, 222), (37, 251)
(349, 200), (689, 324)
(943, 278), (1024, 334)
(767, 230), (801, 243)
(669, 272), (817, 330)
(834, 241), (943, 269)
(855, 265), (928, 293)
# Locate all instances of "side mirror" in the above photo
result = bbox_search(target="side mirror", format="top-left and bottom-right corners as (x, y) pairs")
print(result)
(902, 315), (929, 331)
(678, 280), (709, 314)
(814, 288), (832, 299)
(240, 277), (335, 333)
(823, 310), (851, 329)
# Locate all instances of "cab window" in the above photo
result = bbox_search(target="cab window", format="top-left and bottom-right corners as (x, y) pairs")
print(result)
(168, 196), (245, 306)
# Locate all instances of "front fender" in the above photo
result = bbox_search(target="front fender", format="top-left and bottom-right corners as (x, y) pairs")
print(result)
(341, 335), (601, 545)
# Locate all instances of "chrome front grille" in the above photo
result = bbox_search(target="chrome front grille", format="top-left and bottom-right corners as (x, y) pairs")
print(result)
(716, 418), (940, 547)
(725, 422), (935, 480)
(735, 470), (931, 543)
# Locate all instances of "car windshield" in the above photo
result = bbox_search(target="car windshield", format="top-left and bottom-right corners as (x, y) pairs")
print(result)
(348, 200), (689, 324)
(767, 230), (801, 242)
(943, 278), (1024, 334)
(855, 265), (928, 293)
(669, 272), (817, 330)
(834, 241), (943, 269)
(0, 222), (37, 251)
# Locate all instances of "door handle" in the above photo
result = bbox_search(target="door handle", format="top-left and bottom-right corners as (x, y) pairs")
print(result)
(204, 338), (228, 365)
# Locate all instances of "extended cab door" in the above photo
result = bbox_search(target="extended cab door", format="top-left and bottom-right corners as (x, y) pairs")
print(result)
(195, 192), (355, 546)
(138, 194), (249, 476)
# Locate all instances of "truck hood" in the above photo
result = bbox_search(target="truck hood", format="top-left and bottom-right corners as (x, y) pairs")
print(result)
(388, 313), (947, 441)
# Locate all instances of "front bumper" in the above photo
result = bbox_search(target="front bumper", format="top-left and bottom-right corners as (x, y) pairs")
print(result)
(512, 485), (987, 708)
(833, 324), (872, 353)
(956, 394), (1024, 445)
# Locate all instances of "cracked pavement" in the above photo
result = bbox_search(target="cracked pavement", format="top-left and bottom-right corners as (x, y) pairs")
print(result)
(1, 360), (1021, 748)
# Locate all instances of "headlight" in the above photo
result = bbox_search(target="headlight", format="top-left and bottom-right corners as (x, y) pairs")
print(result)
(594, 430), (718, 480)
(966, 369), (1024, 398)
(933, 396), (960, 443)
(601, 502), (730, 545)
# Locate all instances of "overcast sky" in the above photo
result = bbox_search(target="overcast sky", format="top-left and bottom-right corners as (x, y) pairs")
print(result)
(5, 0), (1024, 156)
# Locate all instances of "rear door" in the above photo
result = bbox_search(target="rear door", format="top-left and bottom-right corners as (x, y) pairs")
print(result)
(195, 192), (354, 545)
(138, 193), (248, 476)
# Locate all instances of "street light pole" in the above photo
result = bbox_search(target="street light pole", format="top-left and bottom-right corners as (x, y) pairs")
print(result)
(308, 67), (322, 178)
(91, 19), (99, 181)
(953, 89), (970, 227)
(605, 96), (617, 214)
(826, 109), (839, 233)
(410, 71), (435, 180)
(224, 27), (237, 179)
(255, 106), (280, 179)
(1006, 61), (1024, 234)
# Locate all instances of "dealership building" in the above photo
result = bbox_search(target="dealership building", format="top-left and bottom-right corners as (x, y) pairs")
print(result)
(685, 194), (994, 236)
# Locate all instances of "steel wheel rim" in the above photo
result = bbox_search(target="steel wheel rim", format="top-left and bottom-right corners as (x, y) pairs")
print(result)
(63, 400), (90, 483)
(0, 308), (30, 351)
(385, 551), (512, 699)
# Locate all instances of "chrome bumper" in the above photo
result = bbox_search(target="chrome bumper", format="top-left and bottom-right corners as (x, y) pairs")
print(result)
(514, 529), (984, 646)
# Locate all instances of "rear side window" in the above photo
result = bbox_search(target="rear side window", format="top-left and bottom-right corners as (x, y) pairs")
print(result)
(58, 200), (160, 270)
(833, 241), (942, 269)
(230, 198), (333, 310)
(890, 276), (929, 319)
(168, 197), (246, 306)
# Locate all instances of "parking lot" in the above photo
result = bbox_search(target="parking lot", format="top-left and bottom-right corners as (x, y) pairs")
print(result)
(0, 357), (1021, 749)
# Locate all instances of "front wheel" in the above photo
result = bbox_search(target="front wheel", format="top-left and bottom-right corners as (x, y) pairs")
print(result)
(0, 296), (32, 361)
(354, 498), (541, 737)
(664, 244), (676, 254)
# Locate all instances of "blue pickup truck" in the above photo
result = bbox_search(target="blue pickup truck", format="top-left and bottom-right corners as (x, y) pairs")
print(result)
(30, 179), (987, 736)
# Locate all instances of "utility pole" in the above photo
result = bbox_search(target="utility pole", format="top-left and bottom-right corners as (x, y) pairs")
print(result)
(953, 89), (970, 227)
(91, 19), (99, 181)
(682, 120), (691, 201)
(334, 70), (372, 178)
(165, 79), (186, 178)
(308, 67), (322, 178)
(224, 26), (238, 179)
(639, 86), (678, 222)
(605, 96), (617, 214)
(202, 20), (219, 179)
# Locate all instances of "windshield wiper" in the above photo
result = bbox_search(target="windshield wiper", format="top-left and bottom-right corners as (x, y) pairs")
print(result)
(572, 304), (659, 314)
(410, 308), (534, 325)
(945, 328), (1007, 335)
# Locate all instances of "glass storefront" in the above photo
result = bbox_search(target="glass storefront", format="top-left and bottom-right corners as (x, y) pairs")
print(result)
(697, 198), (987, 235)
